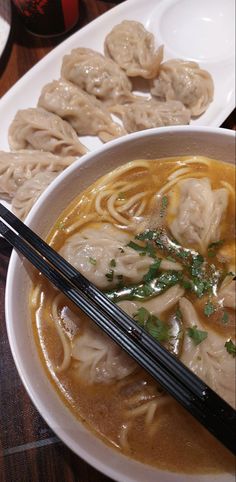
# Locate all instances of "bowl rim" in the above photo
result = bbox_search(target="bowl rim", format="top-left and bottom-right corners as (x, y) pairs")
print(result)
(5, 125), (235, 482)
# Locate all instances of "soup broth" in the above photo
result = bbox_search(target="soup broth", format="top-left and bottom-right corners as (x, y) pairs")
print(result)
(31, 156), (235, 473)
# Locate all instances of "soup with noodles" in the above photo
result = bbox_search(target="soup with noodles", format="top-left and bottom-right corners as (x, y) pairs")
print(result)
(31, 156), (235, 474)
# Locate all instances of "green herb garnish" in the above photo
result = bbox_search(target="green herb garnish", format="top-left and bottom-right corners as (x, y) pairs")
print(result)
(204, 301), (215, 317)
(105, 270), (182, 302)
(161, 196), (168, 209)
(89, 257), (96, 265)
(134, 308), (169, 342)
(222, 311), (229, 324)
(143, 260), (161, 282)
(225, 339), (236, 357)
(105, 270), (114, 282)
(133, 307), (149, 327)
(175, 309), (182, 321)
(187, 326), (208, 345)
(110, 259), (116, 268)
(127, 240), (156, 258)
(207, 239), (224, 257)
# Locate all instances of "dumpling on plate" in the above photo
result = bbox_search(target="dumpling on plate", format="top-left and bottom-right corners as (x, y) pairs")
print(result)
(61, 47), (133, 105)
(12, 171), (59, 220)
(151, 59), (214, 116)
(0, 149), (74, 198)
(38, 79), (126, 142)
(8, 107), (87, 157)
(104, 20), (164, 79)
(110, 99), (191, 133)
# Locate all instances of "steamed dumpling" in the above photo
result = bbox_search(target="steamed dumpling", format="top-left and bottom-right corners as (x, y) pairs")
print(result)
(110, 99), (191, 133)
(8, 107), (87, 157)
(151, 59), (214, 116)
(72, 322), (137, 384)
(0, 149), (74, 198)
(104, 20), (163, 79)
(12, 171), (58, 220)
(60, 223), (153, 289)
(61, 47), (133, 105)
(38, 79), (126, 142)
(179, 298), (235, 408)
(168, 177), (228, 253)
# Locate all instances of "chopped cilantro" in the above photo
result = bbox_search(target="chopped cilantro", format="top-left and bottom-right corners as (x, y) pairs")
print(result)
(105, 269), (182, 302)
(133, 307), (149, 327)
(136, 230), (158, 241)
(143, 260), (161, 282)
(222, 311), (229, 324)
(110, 259), (116, 268)
(175, 309), (182, 321)
(208, 240), (224, 249)
(160, 195), (169, 217)
(225, 339), (236, 357)
(161, 196), (168, 208)
(147, 318), (169, 342)
(207, 240), (224, 257)
(89, 257), (96, 265)
(204, 301), (215, 317)
(118, 247), (125, 253)
(105, 270), (114, 282)
(190, 254), (204, 277)
(127, 240), (156, 258)
(187, 326), (208, 345)
(182, 279), (192, 290)
(134, 308), (169, 342)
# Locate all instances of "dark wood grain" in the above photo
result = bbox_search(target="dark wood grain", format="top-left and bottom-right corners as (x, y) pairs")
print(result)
(0, 2), (235, 482)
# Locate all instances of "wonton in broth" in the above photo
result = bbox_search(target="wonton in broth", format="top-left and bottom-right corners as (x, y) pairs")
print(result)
(31, 156), (235, 474)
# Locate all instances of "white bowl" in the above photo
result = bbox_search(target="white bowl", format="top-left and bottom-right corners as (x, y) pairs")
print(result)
(5, 126), (235, 482)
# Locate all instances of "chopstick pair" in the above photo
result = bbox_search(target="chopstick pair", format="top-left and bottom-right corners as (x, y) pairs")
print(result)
(0, 203), (235, 455)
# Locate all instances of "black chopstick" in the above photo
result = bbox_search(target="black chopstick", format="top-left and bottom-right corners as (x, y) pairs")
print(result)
(0, 204), (206, 397)
(0, 204), (235, 455)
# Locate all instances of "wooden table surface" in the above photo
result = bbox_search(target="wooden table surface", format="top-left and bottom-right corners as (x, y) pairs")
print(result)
(0, 2), (235, 482)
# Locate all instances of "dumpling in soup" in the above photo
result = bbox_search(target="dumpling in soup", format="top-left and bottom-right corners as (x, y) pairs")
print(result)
(179, 297), (235, 408)
(8, 107), (87, 157)
(72, 321), (137, 384)
(110, 99), (191, 133)
(60, 223), (154, 289)
(168, 177), (228, 254)
(61, 47), (133, 105)
(151, 59), (214, 116)
(38, 79), (126, 142)
(104, 20), (163, 79)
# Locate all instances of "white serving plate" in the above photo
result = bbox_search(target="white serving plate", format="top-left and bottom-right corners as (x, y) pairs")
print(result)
(0, 0), (235, 154)
(5, 126), (236, 482)
(0, 0), (11, 57)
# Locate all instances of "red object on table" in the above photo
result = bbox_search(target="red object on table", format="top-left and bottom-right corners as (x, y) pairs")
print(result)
(12, 0), (80, 37)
